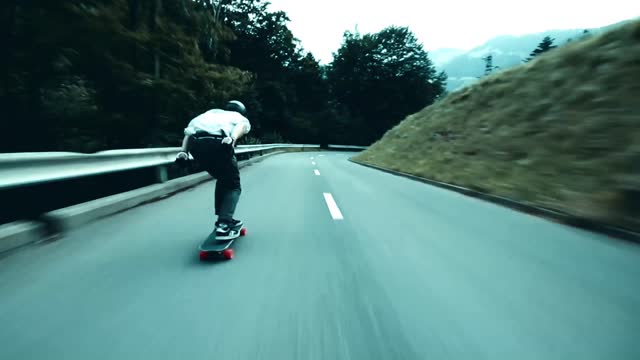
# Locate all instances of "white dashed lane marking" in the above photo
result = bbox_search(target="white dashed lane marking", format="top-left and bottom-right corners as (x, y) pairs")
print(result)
(323, 193), (344, 220)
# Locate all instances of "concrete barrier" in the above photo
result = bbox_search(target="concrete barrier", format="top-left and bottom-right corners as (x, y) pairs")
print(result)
(42, 151), (288, 234)
(0, 221), (47, 255)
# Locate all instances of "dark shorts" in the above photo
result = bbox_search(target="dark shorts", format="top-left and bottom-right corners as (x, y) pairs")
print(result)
(189, 134), (241, 191)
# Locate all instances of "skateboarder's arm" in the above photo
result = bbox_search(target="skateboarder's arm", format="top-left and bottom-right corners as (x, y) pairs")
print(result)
(180, 135), (190, 152)
(230, 122), (249, 142)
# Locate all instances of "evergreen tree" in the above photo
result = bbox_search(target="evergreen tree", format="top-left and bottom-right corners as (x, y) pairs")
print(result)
(524, 36), (557, 62)
(482, 54), (499, 76)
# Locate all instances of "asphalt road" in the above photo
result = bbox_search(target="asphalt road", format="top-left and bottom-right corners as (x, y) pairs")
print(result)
(1, 151), (639, 359)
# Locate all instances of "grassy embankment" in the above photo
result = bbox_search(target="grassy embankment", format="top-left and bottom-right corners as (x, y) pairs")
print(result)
(354, 19), (640, 232)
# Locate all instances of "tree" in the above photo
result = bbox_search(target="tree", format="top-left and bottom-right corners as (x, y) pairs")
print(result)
(220, 0), (299, 75)
(1, 0), (447, 151)
(327, 26), (446, 144)
(1, 0), (252, 152)
(524, 36), (557, 62)
(1, 0), (17, 93)
(218, 0), (333, 143)
(481, 54), (499, 76)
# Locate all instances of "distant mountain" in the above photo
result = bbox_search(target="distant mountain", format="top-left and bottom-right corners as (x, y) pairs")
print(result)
(428, 48), (466, 67)
(437, 18), (637, 92)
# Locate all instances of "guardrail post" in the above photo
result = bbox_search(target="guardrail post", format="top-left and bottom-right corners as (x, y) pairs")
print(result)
(156, 165), (168, 183)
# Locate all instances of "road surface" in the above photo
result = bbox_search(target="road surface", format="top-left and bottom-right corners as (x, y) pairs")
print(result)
(1, 151), (639, 359)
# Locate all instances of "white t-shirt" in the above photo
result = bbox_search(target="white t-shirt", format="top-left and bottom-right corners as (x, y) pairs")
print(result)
(184, 109), (251, 137)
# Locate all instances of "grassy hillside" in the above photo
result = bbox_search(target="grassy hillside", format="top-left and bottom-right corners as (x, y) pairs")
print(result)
(354, 19), (640, 232)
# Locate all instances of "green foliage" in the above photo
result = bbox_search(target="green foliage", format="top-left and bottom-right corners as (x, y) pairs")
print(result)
(219, 0), (333, 144)
(2, 1), (449, 151)
(2, 0), (252, 152)
(327, 26), (447, 144)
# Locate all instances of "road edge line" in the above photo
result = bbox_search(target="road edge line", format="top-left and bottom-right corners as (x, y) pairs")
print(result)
(348, 157), (640, 244)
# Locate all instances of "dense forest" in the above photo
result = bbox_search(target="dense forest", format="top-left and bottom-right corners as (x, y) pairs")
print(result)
(1, 0), (447, 152)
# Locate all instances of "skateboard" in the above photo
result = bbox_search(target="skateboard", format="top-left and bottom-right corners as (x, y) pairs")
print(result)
(198, 225), (247, 261)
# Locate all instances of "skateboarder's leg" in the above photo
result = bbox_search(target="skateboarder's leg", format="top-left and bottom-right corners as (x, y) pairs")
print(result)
(215, 154), (242, 233)
(190, 137), (237, 227)
(214, 181), (240, 221)
(214, 182), (223, 216)
(216, 154), (241, 221)
(216, 186), (241, 222)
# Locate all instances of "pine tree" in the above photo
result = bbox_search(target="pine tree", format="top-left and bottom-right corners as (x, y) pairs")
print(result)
(482, 54), (499, 76)
(524, 36), (557, 62)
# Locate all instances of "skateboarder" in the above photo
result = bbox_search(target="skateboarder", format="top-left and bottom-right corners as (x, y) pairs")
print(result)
(175, 100), (251, 239)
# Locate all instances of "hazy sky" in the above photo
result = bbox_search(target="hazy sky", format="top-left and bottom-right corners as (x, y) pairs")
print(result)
(267, 0), (639, 64)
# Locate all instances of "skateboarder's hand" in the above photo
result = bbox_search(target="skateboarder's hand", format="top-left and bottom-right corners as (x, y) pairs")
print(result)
(175, 151), (189, 166)
(176, 151), (189, 161)
(221, 136), (235, 147)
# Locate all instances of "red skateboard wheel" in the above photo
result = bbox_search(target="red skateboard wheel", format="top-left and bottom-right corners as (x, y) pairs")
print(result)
(222, 248), (234, 260)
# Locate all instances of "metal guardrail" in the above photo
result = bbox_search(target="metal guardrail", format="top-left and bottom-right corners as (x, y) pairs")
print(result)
(0, 144), (324, 191)
(327, 144), (367, 150)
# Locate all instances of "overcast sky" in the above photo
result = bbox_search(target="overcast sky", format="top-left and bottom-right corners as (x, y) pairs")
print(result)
(266, 0), (639, 64)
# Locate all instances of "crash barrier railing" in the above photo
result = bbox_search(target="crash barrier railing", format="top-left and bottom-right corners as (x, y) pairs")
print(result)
(0, 143), (367, 253)
(0, 143), (366, 191)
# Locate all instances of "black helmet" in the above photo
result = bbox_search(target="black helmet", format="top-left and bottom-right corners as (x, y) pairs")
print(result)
(225, 100), (246, 115)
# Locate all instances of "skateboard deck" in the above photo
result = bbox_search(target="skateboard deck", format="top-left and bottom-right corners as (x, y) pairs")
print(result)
(199, 226), (247, 261)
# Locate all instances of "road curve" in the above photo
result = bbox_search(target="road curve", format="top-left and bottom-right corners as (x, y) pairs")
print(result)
(1, 151), (639, 359)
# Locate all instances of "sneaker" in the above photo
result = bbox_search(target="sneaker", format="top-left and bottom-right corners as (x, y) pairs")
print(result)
(216, 219), (242, 228)
(215, 221), (241, 240)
